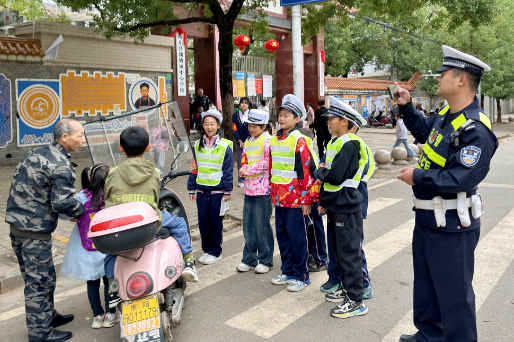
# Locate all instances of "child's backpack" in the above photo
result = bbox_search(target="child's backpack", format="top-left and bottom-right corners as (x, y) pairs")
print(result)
(77, 190), (105, 251)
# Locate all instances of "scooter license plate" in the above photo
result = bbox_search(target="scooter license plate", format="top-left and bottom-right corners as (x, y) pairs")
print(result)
(121, 295), (160, 337)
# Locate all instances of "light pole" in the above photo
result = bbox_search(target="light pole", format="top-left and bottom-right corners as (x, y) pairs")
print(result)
(291, 5), (303, 101)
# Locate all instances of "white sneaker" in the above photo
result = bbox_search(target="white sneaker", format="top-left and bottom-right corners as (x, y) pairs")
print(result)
(255, 264), (271, 274)
(413, 157), (419, 162)
(198, 253), (209, 263)
(102, 311), (120, 328)
(236, 263), (255, 272)
(92, 314), (104, 329)
(238, 182), (245, 188)
(203, 254), (222, 265)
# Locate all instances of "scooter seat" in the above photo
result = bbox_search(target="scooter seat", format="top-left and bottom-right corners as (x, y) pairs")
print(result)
(157, 228), (172, 239)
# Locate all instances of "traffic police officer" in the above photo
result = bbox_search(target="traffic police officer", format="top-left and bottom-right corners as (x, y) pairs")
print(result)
(194, 88), (209, 113)
(7, 119), (86, 342)
(395, 46), (498, 342)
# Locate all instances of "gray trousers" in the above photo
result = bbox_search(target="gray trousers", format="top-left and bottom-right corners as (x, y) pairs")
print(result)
(10, 233), (56, 339)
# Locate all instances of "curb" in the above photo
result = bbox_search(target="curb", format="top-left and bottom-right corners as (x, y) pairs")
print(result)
(0, 255), (64, 294)
(497, 132), (514, 143)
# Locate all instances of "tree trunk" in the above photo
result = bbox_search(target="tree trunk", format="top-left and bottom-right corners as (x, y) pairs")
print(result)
(218, 24), (235, 142)
(496, 98), (502, 123)
(480, 94), (484, 109)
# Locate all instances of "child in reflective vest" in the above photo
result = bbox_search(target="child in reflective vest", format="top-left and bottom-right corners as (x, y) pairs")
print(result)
(317, 96), (368, 319)
(236, 109), (274, 274)
(269, 94), (316, 292)
(188, 109), (234, 265)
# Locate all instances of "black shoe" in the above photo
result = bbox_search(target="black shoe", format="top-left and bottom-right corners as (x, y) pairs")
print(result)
(51, 312), (74, 328)
(320, 280), (339, 293)
(308, 263), (327, 273)
(108, 291), (121, 308)
(399, 334), (418, 342)
(29, 329), (72, 342)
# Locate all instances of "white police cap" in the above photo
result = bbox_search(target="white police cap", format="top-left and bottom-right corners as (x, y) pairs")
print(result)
(243, 109), (269, 125)
(202, 108), (223, 124)
(323, 96), (366, 127)
(435, 45), (491, 77)
(277, 94), (306, 121)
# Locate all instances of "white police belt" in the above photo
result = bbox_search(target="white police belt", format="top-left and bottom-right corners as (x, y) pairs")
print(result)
(412, 192), (483, 228)
(197, 171), (223, 180)
(271, 169), (298, 178)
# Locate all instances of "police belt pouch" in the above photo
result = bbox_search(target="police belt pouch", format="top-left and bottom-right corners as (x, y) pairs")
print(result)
(10, 225), (52, 240)
(412, 192), (483, 228)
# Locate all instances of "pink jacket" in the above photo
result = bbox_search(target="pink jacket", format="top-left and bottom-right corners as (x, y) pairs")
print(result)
(241, 136), (271, 196)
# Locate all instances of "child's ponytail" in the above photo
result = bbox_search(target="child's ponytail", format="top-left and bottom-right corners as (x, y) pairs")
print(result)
(86, 164), (111, 210)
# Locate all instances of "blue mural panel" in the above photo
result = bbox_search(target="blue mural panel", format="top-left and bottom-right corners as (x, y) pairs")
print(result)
(0, 74), (12, 147)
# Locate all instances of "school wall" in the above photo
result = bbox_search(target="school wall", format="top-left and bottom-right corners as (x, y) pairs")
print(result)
(0, 22), (175, 165)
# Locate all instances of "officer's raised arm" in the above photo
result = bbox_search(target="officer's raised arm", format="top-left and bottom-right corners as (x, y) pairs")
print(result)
(394, 83), (435, 144)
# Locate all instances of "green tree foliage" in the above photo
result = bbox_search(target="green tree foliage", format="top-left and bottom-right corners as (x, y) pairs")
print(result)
(51, 0), (498, 136)
(1, 0), (70, 23)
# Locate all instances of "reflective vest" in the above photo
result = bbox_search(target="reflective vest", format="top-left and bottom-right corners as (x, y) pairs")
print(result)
(323, 134), (366, 192)
(416, 105), (492, 171)
(302, 135), (319, 168)
(244, 132), (271, 180)
(195, 138), (233, 186)
(270, 130), (302, 185)
(344, 133), (375, 182)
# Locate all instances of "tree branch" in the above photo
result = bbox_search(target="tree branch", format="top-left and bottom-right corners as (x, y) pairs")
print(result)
(118, 16), (216, 32)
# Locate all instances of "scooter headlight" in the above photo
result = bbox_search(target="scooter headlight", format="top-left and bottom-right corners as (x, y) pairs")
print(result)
(165, 266), (177, 279)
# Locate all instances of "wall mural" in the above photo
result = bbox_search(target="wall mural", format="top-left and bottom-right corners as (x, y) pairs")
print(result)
(60, 70), (126, 116)
(16, 79), (61, 147)
(0, 74), (12, 147)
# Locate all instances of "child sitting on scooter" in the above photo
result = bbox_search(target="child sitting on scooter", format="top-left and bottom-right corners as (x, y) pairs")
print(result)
(103, 126), (198, 308)
(60, 164), (121, 329)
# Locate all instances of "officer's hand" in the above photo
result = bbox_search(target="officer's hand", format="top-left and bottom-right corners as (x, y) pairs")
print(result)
(301, 204), (312, 216)
(397, 167), (415, 186)
(394, 82), (411, 106)
(239, 141), (245, 149)
(318, 206), (327, 214)
(189, 194), (196, 201)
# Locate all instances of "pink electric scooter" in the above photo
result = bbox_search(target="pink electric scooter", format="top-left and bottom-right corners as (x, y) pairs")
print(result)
(84, 102), (195, 342)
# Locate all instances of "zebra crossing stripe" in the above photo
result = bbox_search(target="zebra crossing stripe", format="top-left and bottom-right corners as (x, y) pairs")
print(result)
(225, 218), (416, 338)
(367, 198), (403, 216)
(381, 208), (514, 342)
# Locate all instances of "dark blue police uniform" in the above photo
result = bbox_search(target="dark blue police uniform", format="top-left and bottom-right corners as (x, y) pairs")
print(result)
(400, 96), (498, 342)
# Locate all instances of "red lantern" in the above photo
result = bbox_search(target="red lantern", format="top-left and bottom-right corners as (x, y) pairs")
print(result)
(234, 35), (250, 52)
(264, 39), (280, 58)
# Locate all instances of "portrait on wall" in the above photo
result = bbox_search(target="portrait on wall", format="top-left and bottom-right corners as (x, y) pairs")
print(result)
(129, 78), (158, 111)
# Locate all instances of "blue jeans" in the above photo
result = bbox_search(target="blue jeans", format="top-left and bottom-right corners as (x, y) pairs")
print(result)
(393, 139), (416, 157)
(241, 195), (274, 267)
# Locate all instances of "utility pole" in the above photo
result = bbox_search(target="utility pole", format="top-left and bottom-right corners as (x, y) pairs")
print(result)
(291, 5), (303, 101)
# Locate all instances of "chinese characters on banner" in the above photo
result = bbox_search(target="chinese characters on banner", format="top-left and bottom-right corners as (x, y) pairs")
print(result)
(263, 75), (272, 98)
(176, 33), (187, 96)
(247, 74), (256, 96)
(255, 77), (263, 94)
(319, 52), (325, 97)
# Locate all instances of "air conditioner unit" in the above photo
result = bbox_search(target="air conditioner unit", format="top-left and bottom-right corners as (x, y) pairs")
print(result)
(0, 26), (15, 36)
(0, 10), (19, 26)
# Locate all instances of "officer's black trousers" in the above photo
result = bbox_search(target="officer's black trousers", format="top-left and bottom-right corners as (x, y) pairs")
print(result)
(412, 224), (480, 342)
(327, 210), (363, 302)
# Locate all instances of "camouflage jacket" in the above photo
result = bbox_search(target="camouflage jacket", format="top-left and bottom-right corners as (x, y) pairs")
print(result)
(6, 140), (85, 233)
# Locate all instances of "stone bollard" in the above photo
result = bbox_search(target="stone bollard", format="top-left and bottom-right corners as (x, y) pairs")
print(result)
(417, 143), (424, 157)
(391, 147), (408, 165)
(374, 150), (391, 169)
(509, 116), (514, 122)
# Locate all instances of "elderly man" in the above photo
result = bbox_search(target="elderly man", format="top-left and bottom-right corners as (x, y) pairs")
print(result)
(7, 119), (86, 342)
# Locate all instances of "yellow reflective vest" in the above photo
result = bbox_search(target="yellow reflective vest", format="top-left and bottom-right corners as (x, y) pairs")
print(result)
(195, 138), (233, 186)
